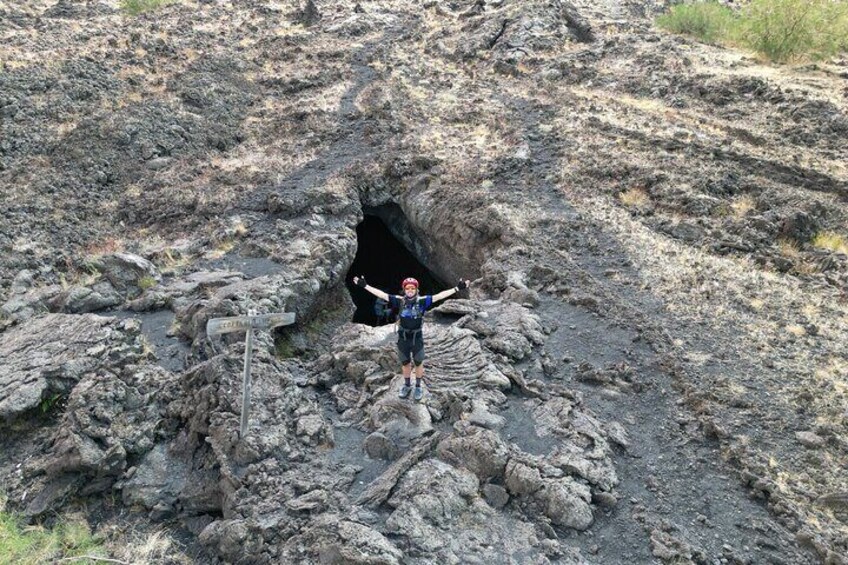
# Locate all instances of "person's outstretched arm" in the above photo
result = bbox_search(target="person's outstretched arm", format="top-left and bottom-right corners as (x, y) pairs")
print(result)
(353, 276), (390, 302)
(431, 279), (470, 304)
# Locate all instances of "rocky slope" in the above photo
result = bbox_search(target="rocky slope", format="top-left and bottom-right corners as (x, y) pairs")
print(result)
(1, 0), (846, 563)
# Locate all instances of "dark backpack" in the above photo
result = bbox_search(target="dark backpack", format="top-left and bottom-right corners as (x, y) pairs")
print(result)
(374, 298), (395, 321)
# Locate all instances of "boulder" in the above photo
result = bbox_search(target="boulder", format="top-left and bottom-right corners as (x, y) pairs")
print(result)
(0, 314), (142, 420)
(199, 519), (266, 564)
(482, 483), (510, 508)
(504, 459), (543, 496)
(1, 283), (62, 322)
(369, 396), (434, 443)
(779, 211), (819, 243)
(364, 431), (400, 461)
(92, 252), (161, 293)
(538, 478), (593, 530)
(121, 443), (189, 512)
(51, 282), (122, 313)
(437, 423), (509, 481)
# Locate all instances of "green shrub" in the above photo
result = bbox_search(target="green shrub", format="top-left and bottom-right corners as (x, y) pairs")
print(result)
(656, 0), (848, 63)
(737, 0), (848, 62)
(39, 393), (63, 415)
(120, 0), (173, 16)
(275, 336), (297, 359)
(137, 275), (158, 291)
(656, 2), (736, 43)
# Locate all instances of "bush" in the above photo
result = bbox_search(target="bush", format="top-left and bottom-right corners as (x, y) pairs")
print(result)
(737, 0), (848, 62)
(656, 0), (848, 63)
(137, 275), (158, 291)
(120, 0), (173, 16)
(656, 2), (735, 44)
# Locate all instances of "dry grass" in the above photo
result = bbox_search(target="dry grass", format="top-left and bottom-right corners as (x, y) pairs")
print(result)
(794, 259), (822, 275)
(58, 269), (101, 291)
(204, 239), (235, 260)
(777, 238), (801, 258)
(139, 335), (156, 359)
(102, 527), (195, 564)
(83, 237), (124, 257)
(123, 530), (171, 561)
(56, 120), (80, 137)
(730, 195), (756, 218)
(619, 187), (651, 209)
(272, 23), (310, 38)
(415, 122), (511, 162)
(814, 356), (848, 395)
(785, 324), (806, 337)
(231, 218), (248, 238)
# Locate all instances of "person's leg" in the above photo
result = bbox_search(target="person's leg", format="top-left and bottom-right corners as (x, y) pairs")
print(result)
(412, 343), (425, 400)
(413, 362), (425, 401)
(399, 340), (413, 398)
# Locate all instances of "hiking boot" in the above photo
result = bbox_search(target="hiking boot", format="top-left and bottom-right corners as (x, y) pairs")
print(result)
(413, 386), (423, 401)
(399, 384), (412, 399)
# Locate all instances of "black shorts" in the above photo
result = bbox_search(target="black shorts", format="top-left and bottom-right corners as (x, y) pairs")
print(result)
(397, 334), (425, 366)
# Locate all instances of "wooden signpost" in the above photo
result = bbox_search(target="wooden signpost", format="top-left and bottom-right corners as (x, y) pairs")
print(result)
(206, 310), (296, 437)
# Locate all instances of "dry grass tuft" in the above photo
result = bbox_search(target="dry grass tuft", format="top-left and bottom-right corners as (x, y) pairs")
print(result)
(785, 324), (806, 337)
(114, 529), (173, 562)
(205, 239), (235, 260)
(84, 237), (124, 257)
(231, 218), (248, 238)
(619, 187), (651, 209)
(777, 238), (800, 258)
(730, 195), (756, 218)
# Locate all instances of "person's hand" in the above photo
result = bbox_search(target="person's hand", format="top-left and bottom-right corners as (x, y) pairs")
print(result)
(354, 276), (367, 288)
(456, 279), (470, 291)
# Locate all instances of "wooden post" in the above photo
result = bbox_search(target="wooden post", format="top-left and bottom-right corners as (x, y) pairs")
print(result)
(240, 317), (255, 437)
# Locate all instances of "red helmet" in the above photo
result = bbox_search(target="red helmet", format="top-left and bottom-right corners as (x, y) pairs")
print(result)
(401, 277), (419, 290)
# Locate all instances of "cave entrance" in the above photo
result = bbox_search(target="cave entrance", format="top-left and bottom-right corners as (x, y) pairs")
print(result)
(346, 206), (447, 326)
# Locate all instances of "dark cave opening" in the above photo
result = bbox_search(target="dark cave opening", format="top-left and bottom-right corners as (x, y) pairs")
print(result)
(346, 208), (447, 326)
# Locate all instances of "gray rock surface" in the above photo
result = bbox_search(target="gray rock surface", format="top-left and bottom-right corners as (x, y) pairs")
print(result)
(283, 515), (403, 565)
(0, 313), (142, 420)
(1, 280), (63, 322)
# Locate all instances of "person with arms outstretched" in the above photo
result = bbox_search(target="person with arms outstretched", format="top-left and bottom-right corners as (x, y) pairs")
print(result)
(353, 275), (470, 401)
